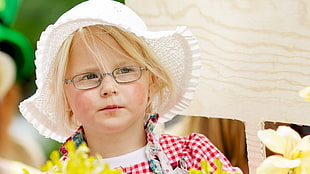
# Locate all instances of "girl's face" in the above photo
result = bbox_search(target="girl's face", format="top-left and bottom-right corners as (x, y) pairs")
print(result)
(64, 31), (150, 136)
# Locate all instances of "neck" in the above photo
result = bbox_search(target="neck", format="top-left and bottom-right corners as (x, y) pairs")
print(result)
(84, 124), (147, 158)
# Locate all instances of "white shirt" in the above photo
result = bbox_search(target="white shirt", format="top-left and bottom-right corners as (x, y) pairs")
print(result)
(102, 146), (148, 168)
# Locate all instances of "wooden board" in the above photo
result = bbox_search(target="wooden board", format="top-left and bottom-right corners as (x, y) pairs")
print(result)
(126, 0), (310, 173)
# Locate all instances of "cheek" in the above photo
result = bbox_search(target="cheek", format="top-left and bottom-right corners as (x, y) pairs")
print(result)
(131, 84), (148, 105)
(67, 91), (93, 115)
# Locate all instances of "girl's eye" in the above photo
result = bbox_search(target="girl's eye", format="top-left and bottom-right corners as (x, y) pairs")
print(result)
(120, 68), (131, 73)
(80, 72), (99, 80)
(116, 67), (135, 74)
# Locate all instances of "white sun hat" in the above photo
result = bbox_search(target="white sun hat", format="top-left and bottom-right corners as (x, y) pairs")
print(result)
(19, 0), (200, 142)
(0, 51), (16, 100)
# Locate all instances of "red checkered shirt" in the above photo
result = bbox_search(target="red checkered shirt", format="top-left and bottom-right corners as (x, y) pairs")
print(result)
(60, 131), (241, 173)
(119, 133), (241, 173)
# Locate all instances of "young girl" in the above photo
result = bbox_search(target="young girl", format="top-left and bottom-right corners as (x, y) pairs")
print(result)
(19, 0), (242, 173)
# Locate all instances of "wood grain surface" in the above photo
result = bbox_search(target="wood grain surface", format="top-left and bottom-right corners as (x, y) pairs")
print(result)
(126, 0), (310, 173)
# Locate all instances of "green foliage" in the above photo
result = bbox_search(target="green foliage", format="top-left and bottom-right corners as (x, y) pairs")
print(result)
(114, 0), (125, 4)
(13, 0), (85, 48)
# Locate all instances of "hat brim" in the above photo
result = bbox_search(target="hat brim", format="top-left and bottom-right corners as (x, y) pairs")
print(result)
(19, 0), (200, 142)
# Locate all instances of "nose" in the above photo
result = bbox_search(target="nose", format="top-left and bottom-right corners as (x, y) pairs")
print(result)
(99, 75), (118, 97)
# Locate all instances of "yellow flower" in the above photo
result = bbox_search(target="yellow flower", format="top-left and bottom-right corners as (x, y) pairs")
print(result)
(257, 126), (310, 174)
(299, 87), (310, 102)
(189, 159), (242, 174)
(24, 140), (124, 174)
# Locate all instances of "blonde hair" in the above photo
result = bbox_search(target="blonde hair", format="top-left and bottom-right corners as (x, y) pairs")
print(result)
(53, 25), (175, 129)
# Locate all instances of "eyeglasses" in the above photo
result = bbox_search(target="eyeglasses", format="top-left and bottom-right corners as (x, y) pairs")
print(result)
(64, 65), (147, 90)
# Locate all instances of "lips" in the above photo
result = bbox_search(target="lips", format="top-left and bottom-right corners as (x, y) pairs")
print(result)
(100, 105), (123, 111)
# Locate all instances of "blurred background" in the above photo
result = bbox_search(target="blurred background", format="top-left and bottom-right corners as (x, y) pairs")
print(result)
(3, 0), (85, 167)
(4, 0), (125, 168)
(14, 0), (85, 96)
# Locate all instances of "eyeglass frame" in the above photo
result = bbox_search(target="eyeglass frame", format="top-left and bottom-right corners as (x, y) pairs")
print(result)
(64, 65), (148, 90)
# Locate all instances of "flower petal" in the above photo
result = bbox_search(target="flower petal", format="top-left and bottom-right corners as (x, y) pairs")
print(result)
(292, 135), (310, 159)
(300, 150), (310, 172)
(258, 126), (301, 157)
(256, 155), (300, 174)
(276, 126), (301, 144)
(299, 87), (310, 102)
(298, 135), (310, 151)
(258, 129), (286, 154)
(277, 126), (301, 157)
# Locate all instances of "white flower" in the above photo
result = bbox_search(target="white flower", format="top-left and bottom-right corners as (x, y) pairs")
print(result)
(257, 126), (310, 174)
